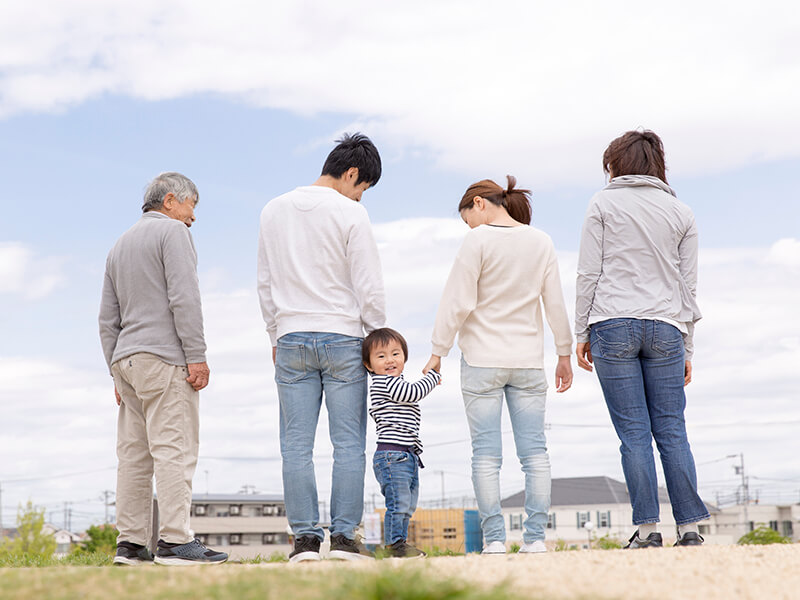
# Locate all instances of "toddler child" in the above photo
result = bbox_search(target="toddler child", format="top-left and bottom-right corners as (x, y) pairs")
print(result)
(363, 327), (441, 558)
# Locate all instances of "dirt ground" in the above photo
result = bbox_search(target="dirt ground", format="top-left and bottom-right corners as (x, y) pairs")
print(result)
(267, 543), (800, 600)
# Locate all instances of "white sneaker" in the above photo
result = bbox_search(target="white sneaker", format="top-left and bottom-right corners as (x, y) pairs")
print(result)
(519, 540), (547, 553)
(481, 541), (506, 554)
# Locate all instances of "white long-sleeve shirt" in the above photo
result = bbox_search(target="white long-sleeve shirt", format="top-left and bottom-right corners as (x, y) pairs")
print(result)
(431, 224), (573, 369)
(575, 175), (701, 359)
(257, 185), (386, 344)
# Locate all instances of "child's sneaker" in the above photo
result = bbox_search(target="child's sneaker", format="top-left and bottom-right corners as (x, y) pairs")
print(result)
(388, 539), (426, 558)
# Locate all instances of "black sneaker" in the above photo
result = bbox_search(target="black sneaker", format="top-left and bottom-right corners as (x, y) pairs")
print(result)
(329, 533), (375, 561)
(674, 531), (704, 547)
(624, 530), (663, 549)
(289, 535), (321, 563)
(113, 541), (154, 566)
(153, 538), (228, 565)
(388, 539), (426, 559)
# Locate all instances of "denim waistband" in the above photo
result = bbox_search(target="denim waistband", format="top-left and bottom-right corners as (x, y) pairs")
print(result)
(375, 443), (424, 468)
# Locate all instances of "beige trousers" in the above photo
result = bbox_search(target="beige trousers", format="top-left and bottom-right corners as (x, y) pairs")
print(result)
(112, 353), (199, 545)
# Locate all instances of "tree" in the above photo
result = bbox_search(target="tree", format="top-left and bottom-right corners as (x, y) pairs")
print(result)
(73, 524), (118, 555)
(0, 501), (56, 558)
(738, 526), (791, 545)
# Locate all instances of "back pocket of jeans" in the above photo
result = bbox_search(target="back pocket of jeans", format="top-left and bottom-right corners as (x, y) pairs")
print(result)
(590, 320), (633, 359)
(651, 322), (684, 357)
(275, 344), (306, 383)
(325, 340), (366, 383)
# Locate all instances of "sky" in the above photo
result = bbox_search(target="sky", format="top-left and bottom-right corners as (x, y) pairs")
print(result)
(1, 1), (798, 532)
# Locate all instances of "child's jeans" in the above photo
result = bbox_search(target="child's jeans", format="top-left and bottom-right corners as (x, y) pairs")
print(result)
(373, 447), (419, 545)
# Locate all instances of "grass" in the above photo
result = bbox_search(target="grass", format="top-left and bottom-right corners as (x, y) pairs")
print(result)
(0, 562), (513, 600)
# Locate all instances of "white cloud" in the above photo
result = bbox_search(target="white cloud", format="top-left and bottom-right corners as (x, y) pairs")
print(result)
(1, 1), (799, 185)
(766, 238), (800, 269)
(2, 221), (799, 530)
(0, 242), (65, 299)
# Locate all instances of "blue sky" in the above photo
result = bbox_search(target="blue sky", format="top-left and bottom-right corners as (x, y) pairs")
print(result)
(1, 1), (798, 531)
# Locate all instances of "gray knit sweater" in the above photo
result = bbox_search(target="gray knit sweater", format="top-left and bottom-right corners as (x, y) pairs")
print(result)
(99, 211), (206, 373)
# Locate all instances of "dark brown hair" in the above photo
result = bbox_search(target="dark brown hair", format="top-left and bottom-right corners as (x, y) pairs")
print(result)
(603, 129), (668, 183)
(362, 327), (409, 367)
(458, 175), (532, 225)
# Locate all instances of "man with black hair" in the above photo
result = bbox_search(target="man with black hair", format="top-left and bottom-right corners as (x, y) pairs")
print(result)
(257, 133), (386, 562)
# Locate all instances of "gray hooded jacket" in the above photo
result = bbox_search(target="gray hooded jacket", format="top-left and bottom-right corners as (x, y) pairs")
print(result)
(575, 175), (701, 359)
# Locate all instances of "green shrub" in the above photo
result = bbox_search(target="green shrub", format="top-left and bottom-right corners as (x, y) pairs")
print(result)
(594, 534), (623, 549)
(738, 526), (791, 545)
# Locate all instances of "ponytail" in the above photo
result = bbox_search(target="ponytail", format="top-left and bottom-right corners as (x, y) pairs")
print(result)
(459, 175), (532, 225)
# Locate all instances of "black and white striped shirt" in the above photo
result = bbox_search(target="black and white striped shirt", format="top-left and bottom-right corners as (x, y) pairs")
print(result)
(368, 370), (441, 454)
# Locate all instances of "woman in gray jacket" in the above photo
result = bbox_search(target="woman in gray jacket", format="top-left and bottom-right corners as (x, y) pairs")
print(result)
(575, 130), (709, 548)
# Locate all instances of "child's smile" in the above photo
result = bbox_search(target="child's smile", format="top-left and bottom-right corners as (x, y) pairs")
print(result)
(367, 340), (406, 376)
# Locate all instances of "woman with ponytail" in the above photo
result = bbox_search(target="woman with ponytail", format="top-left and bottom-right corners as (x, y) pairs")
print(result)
(424, 176), (573, 554)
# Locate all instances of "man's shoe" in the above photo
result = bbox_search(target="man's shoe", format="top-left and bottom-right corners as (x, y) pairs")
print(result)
(113, 541), (154, 566)
(329, 533), (375, 561)
(519, 540), (547, 553)
(624, 530), (663, 549)
(481, 541), (506, 554)
(674, 531), (704, 547)
(153, 538), (228, 565)
(289, 535), (322, 563)
(387, 539), (426, 559)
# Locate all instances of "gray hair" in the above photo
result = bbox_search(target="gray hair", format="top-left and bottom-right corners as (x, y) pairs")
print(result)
(142, 172), (199, 212)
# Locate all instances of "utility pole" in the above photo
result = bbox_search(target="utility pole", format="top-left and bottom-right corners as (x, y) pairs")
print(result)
(734, 453), (749, 534)
(437, 471), (446, 508)
(102, 490), (114, 524)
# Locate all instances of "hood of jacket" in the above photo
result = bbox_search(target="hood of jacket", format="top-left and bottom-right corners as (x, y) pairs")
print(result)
(604, 174), (676, 197)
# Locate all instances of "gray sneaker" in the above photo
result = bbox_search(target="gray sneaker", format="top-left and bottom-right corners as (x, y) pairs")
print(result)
(329, 533), (375, 561)
(387, 539), (426, 559)
(113, 542), (154, 566)
(624, 530), (663, 549)
(154, 538), (228, 565)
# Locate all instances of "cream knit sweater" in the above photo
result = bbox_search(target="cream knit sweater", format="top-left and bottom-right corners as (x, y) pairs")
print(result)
(431, 224), (572, 369)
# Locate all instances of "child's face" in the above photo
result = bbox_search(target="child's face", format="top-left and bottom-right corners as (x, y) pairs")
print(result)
(367, 340), (406, 376)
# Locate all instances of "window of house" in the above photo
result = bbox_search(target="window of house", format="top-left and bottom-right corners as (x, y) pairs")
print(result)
(230, 534), (241, 545)
(509, 514), (523, 530)
(193, 504), (207, 516)
(576, 512), (590, 529)
(230, 505), (241, 516)
(596, 511), (611, 528)
(263, 505), (275, 516)
(782, 521), (794, 537)
(547, 513), (556, 530)
(769, 520), (779, 532)
(443, 527), (457, 540)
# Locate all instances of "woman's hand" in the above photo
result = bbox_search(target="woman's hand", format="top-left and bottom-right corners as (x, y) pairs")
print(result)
(684, 360), (692, 386)
(576, 342), (593, 372)
(555, 355), (573, 392)
(423, 355), (442, 379)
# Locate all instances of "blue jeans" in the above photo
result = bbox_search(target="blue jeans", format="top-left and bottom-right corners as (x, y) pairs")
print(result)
(590, 319), (709, 526)
(461, 357), (551, 544)
(275, 332), (367, 540)
(373, 450), (419, 544)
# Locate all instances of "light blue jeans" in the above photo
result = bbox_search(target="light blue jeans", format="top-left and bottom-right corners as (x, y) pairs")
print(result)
(275, 332), (367, 541)
(590, 319), (709, 526)
(461, 357), (551, 544)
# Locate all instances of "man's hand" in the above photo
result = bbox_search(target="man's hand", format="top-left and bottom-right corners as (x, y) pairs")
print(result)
(684, 360), (692, 386)
(576, 342), (593, 372)
(114, 386), (122, 406)
(555, 355), (573, 393)
(423, 355), (442, 381)
(186, 362), (210, 391)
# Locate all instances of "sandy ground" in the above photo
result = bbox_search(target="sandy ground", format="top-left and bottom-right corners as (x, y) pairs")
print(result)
(254, 544), (800, 600)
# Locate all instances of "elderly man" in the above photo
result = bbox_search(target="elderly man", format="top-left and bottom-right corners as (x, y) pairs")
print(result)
(258, 133), (386, 562)
(99, 172), (227, 566)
